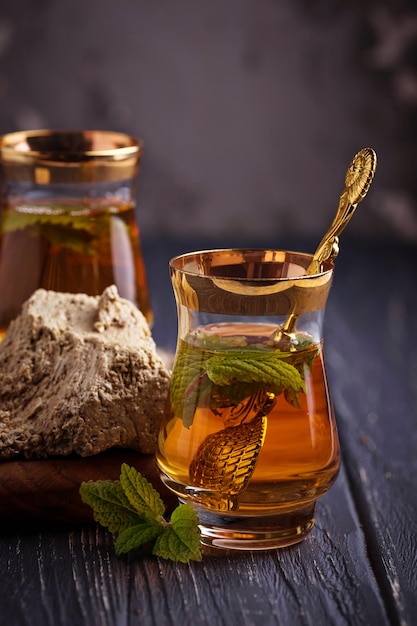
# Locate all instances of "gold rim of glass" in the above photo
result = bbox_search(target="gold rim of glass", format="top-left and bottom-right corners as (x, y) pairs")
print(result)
(170, 248), (334, 279)
(169, 248), (334, 316)
(0, 130), (143, 183)
(0, 129), (142, 161)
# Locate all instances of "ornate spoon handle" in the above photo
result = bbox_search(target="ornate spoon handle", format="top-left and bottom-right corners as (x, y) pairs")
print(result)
(307, 147), (377, 274)
(280, 147), (377, 336)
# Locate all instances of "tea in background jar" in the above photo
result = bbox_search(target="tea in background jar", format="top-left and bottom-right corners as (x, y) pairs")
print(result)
(0, 130), (152, 339)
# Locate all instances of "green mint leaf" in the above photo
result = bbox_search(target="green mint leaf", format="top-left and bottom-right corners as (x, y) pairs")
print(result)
(153, 505), (202, 563)
(170, 504), (202, 556)
(115, 520), (163, 556)
(79, 480), (143, 533)
(152, 528), (199, 563)
(119, 463), (165, 520)
(205, 352), (305, 395)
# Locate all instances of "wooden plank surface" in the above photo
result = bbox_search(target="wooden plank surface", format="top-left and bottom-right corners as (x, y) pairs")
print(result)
(1, 237), (416, 626)
(324, 240), (417, 626)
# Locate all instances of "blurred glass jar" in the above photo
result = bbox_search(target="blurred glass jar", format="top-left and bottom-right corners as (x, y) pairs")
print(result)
(0, 129), (152, 340)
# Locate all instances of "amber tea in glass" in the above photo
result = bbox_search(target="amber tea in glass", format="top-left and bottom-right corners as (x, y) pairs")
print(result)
(0, 130), (151, 340)
(156, 248), (340, 550)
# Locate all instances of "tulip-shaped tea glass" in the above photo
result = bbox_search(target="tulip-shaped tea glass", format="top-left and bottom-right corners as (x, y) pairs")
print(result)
(0, 129), (151, 340)
(156, 248), (340, 550)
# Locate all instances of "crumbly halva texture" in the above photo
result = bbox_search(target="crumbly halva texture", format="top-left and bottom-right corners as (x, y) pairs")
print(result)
(0, 286), (170, 460)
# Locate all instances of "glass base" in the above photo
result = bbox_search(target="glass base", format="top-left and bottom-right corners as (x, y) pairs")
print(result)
(191, 502), (316, 551)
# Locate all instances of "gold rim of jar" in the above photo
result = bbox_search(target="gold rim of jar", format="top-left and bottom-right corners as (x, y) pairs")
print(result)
(169, 248), (334, 316)
(0, 129), (143, 184)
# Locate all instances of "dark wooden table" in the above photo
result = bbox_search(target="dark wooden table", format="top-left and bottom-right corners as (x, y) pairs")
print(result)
(1, 236), (416, 626)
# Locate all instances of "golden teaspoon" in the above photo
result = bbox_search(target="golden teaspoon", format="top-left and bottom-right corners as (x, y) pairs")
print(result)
(189, 390), (274, 510)
(278, 147), (377, 337)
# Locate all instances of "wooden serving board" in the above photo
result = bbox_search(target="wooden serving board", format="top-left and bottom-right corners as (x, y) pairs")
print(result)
(0, 449), (178, 532)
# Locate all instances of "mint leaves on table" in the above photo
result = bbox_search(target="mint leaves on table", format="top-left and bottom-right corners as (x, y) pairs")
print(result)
(79, 464), (202, 563)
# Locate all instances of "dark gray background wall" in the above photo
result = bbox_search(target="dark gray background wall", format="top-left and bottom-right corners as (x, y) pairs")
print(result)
(1, 0), (416, 242)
